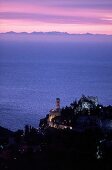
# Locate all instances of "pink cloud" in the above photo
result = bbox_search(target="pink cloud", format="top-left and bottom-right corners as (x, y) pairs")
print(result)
(0, 19), (112, 35)
(0, 0), (112, 34)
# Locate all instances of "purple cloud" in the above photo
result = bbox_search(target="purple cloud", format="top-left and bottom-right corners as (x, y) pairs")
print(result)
(1, 0), (112, 10)
(0, 0), (112, 34)
(0, 12), (111, 25)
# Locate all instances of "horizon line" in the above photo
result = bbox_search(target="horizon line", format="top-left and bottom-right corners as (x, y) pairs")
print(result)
(0, 31), (112, 36)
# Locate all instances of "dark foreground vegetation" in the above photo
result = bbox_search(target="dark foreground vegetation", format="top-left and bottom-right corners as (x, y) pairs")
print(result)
(0, 125), (112, 170)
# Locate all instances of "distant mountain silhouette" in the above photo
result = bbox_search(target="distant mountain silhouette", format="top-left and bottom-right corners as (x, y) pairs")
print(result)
(0, 31), (112, 42)
(1, 31), (111, 36)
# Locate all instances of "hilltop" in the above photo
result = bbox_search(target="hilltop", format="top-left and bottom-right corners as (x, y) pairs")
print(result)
(40, 95), (112, 131)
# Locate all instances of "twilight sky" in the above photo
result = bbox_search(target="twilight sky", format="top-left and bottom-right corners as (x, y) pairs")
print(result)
(0, 0), (112, 34)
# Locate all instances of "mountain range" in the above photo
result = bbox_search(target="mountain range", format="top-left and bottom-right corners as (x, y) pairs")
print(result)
(0, 31), (112, 42)
(0, 31), (112, 36)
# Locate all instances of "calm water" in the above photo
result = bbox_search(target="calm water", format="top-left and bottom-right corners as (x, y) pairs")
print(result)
(0, 40), (112, 131)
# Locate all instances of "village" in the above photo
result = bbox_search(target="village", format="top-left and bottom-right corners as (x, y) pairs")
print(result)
(40, 96), (112, 132)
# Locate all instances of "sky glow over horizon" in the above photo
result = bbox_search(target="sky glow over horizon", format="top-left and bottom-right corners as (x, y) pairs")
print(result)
(0, 0), (112, 34)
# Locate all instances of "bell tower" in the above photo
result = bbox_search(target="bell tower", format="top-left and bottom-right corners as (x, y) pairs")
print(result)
(56, 98), (60, 111)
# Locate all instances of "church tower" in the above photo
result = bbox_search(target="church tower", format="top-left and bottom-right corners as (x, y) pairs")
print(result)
(56, 98), (60, 111)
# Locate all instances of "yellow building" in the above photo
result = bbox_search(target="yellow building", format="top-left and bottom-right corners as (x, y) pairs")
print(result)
(48, 98), (61, 123)
(48, 109), (61, 122)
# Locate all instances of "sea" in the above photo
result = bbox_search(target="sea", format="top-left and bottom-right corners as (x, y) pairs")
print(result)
(0, 38), (112, 131)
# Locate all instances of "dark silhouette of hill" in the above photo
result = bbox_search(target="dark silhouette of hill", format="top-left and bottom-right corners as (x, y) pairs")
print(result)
(0, 126), (13, 137)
